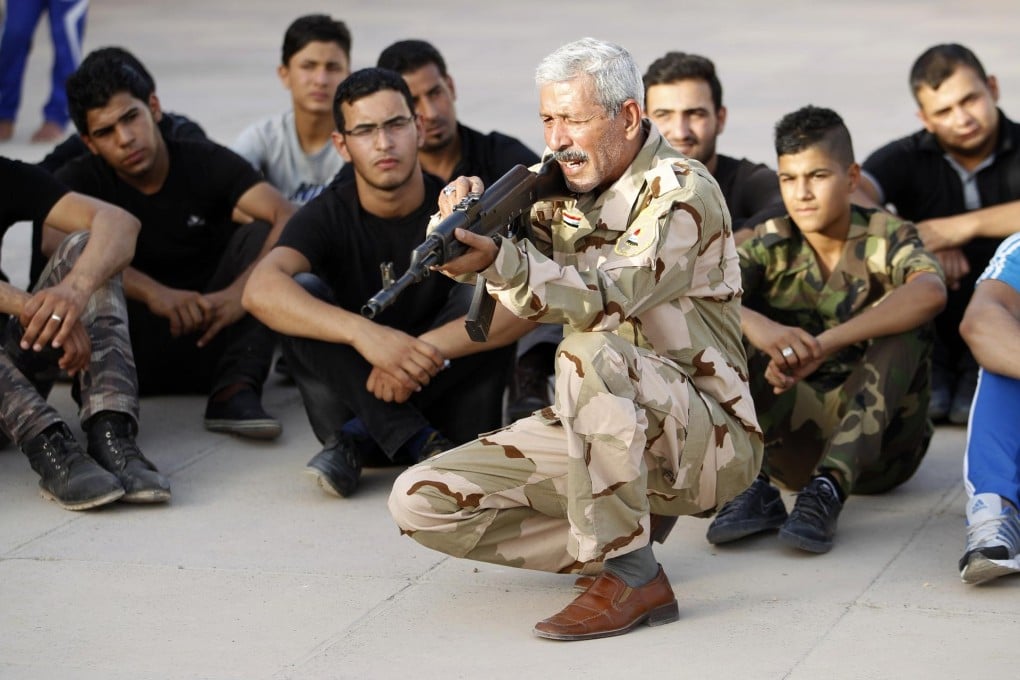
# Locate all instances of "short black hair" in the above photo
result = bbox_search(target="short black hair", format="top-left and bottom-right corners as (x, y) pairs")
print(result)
(282, 14), (351, 66)
(642, 52), (722, 111)
(909, 43), (987, 97)
(66, 49), (154, 134)
(85, 46), (156, 90)
(774, 105), (855, 167)
(377, 39), (447, 77)
(333, 67), (414, 133)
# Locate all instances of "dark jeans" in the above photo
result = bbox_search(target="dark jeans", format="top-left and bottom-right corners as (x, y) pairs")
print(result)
(127, 221), (275, 397)
(282, 274), (514, 459)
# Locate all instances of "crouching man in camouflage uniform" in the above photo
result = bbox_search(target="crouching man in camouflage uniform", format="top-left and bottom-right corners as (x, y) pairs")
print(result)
(706, 107), (946, 554)
(1, 156), (170, 510)
(388, 38), (762, 641)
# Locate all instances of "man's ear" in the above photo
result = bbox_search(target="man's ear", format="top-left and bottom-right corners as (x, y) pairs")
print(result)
(622, 99), (643, 139)
(445, 75), (457, 101)
(331, 131), (352, 163)
(716, 105), (728, 136)
(277, 64), (292, 90)
(916, 108), (935, 134)
(414, 113), (424, 150)
(149, 93), (163, 123)
(987, 74), (1000, 103)
(81, 134), (99, 156)
(847, 162), (861, 192)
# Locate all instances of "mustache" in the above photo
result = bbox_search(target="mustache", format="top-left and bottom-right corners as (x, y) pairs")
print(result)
(553, 150), (589, 163)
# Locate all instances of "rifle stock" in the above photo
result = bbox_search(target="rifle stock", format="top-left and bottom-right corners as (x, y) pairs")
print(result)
(361, 158), (565, 342)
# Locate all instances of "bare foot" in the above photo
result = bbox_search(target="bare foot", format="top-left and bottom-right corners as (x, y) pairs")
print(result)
(30, 121), (65, 143)
(0, 120), (13, 142)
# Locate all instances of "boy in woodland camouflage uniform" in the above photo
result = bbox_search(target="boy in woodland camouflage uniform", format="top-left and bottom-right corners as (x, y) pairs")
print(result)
(388, 38), (762, 641)
(706, 106), (947, 554)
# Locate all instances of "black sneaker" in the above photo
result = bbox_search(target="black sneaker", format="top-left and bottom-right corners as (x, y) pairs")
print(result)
(415, 430), (455, 463)
(706, 476), (788, 544)
(87, 412), (171, 504)
(22, 424), (125, 510)
(507, 358), (553, 422)
(778, 476), (844, 553)
(204, 386), (282, 440)
(305, 434), (363, 497)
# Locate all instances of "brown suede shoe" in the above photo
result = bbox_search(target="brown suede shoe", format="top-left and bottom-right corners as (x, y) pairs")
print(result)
(535, 566), (678, 640)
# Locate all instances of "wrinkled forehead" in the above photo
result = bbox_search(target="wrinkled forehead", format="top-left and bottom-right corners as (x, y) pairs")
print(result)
(538, 76), (601, 115)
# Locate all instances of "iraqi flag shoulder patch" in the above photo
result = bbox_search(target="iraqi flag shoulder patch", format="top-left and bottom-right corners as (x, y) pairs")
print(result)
(614, 224), (656, 257)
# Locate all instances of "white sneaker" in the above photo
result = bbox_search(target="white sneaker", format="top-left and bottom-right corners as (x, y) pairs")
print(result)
(959, 493), (1020, 585)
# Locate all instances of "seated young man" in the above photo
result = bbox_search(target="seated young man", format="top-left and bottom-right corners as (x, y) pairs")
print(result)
(55, 50), (295, 439)
(33, 46), (207, 288)
(957, 233), (1020, 584)
(1, 156), (169, 510)
(232, 15), (350, 206)
(243, 68), (521, 497)
(706, 106), (947, 553)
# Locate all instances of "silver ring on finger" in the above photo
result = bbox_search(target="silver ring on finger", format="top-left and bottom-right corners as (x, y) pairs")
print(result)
(443, 185), (457, 196)
(50, 313), (63, 323)
(781, 346), (795, 358)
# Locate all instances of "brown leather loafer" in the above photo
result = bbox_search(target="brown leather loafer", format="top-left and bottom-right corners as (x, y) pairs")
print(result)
(535, 565), (678, 640)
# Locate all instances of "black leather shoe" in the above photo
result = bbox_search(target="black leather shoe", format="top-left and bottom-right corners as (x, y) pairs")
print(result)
(305, 434), (363, 497)
(204, 386), (282, 440)
(87, 412), (171, 504)
(22, 424), (124, 510)
(778, 476), (844, 553)
(706, 476), (788, 544)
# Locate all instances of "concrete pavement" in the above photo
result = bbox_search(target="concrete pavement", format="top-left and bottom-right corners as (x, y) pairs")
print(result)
(2, 1), (1019, 678)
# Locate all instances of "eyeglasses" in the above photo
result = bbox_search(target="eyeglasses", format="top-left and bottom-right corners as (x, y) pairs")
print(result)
(342, 116), (415, 139)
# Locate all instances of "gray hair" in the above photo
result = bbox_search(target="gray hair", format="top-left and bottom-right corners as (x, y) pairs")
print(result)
(535, 37), (643, 117)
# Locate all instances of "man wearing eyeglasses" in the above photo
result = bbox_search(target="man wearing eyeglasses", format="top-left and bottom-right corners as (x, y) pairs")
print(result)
(243, 68), (527, 498)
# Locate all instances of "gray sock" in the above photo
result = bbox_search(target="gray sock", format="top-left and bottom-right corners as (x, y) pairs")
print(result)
(604, 543), (659, 588)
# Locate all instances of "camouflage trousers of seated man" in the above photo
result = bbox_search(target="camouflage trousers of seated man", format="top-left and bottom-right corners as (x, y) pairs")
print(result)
(752, 326), (934, 495)
(0, 231), (139, 446)
(389, 330), (761, 575)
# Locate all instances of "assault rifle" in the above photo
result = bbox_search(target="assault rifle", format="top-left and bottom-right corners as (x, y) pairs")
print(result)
(361, 157), (565, 341)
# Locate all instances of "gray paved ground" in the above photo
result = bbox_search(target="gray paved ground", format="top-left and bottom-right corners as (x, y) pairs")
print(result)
(2, 1), (1019, 678)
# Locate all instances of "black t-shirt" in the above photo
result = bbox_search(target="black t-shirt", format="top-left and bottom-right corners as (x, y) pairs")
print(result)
(1, 157), (68, 239)
(713, 154), (783, 230)
(277, 173), (459, 335)
(56, 138), (261, 291)
(2, 157), (68, 285)
(451, 123), (540, 185)
(862, 110), (1020, 274)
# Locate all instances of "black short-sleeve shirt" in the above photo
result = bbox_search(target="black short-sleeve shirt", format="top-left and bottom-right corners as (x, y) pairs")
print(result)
(862, 110), (1020, 273)
(56, 138), (261, 291)
(277, 173), (458, 335)
(1, 156), (68, 247)
(713, 154), (783, 230)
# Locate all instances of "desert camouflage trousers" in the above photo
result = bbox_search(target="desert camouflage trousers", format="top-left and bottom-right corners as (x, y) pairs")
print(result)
(753, 327), (933, 494)
(389, 331), (760, 574)
(0, 232), (138, 445)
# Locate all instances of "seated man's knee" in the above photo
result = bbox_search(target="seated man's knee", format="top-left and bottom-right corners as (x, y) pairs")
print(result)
(50, 230), (89, 263)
